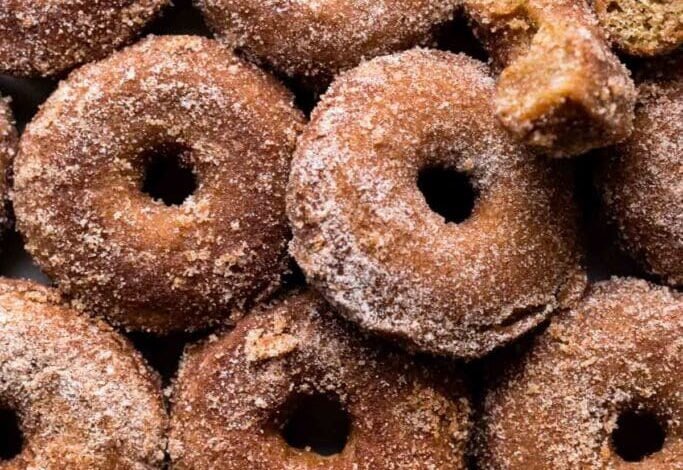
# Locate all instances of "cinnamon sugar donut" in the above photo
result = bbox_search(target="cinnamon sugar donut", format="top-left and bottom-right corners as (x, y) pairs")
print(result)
(287, 49), (585, 359)
(465, 0), (636, 157)
(593, 0), (683, 56)
(478, 278), (683, 469)
(194, 0), (460, 84)
(169, 291), (471, 469)
(597, 56), (682, 286)
(0, 278), (167, 469)
(0, 0), (169, 77)
(13, 35), (305, 333)
(0, 98), (16, 233)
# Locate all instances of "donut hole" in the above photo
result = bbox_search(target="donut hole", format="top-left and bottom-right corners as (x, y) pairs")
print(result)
(417, 167), (477, 224)
(141, 143), (197, 206)
(612, 409), (666, 462)
(279, 393), (351, 456)
(0, 408), (23, 461)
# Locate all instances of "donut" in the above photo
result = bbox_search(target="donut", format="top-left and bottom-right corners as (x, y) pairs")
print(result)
(0, 0), (169, 77)
(593, 0), (683, 56)
(477, 278), (683, 468)
(0, 97), (16, 233)
(169, 291), (471, 469)
(287, 49), (586, 359)
(13, 35), (306, 333)
(464, 0), (636, 157)
(596, 56), (682, 286)
(0, 278), (167, 468)
(194, 0), (460, 84)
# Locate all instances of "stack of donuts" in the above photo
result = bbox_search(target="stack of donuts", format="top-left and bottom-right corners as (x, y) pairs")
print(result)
(0, 1), (680, 468)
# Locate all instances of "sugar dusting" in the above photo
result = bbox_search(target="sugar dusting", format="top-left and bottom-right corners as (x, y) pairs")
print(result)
(0, 97), (16, 234)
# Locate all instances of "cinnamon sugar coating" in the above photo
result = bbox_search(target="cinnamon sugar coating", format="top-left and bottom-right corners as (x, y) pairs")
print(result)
(13, 36), (306, 333)
(194, 0), (460, 84)
(597, 56), (682, 286)
(0, 278), (167, 469)
(465, 0), (636, 157)
(593, 0), (683, 56)
(287, 49), (586, 359)
(169, 291), (471, 469)
(0, 0), (169, 77)
(477, 278), (683, 469)
(0, 98), (16, 234)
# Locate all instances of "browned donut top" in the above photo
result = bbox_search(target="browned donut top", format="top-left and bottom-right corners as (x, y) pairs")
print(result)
(195, 0), (459, 83)
(478, 278), (683, 469)
(0, 98), (16, 232)
(169, 291), (471, 469)
(288, 48), (585, 359)
(598, 56), (682, 286)
(13, 35), (306, 333)
(0, 278), (167, 469)
(465, 0), (636, 157)
(0, 0), (169, 77)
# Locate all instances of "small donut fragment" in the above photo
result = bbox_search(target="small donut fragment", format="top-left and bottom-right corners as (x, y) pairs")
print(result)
(0, 97), (16, 233)
(597, 56), (682, 286)
(478, 278), (683, 469)
(0, 0), (169, 77)
(287, 49), (585, 359)
(169, 291), (471, 469)
(194, 0), (460, 84)
(0, 279), (167, 469)
(465, 0), (636, 157)
(593, 0), (683, 56)
(13, 36), (306, 333)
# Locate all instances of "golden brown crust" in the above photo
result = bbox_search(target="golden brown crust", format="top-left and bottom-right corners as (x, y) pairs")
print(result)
(169, 291), (471, 469)
(287, 49), (586, 359)
(477, 278), (683, 469)
(597, 56), (682, 286)
(593, 0), (683, 56)
(0, 278), (167, 469)
(0, 0), (169, 77)
(0, 97), (16, 234)
(465, 0), (636, 157)
(13, 36), (306, 333)
(194, 0), (460, 84)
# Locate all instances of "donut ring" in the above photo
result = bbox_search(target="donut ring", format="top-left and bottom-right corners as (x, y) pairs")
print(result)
(287, 49), (585, 359)
(465, 0), (636, 157)
(13, 36), (305, 333)
(477, 278), (683, 468)
(0, 0), (169, 77)
(169, 291), (471, 469)
(0, 97), (16, 234)
(0, 279), (167, 468)
(194, 0), (459, 84)
(593, 0), (683, 56)
(597, 56), (682, 286)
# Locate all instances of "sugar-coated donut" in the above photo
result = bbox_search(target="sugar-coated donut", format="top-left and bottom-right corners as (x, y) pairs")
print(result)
(194, 0), (460, 84)
(597, 56), (682, 286)
(0, 278), (167, 469)
(0, 0), (169, 77)
(169, 291), (471, 469)
(465, 0), (636, 157)
(477, 278), (683, 469)
(287, 49), (586, 359)
(13, 36), (306, 333)
(0, 97), (16, 233)
(593, 0), (683, 56)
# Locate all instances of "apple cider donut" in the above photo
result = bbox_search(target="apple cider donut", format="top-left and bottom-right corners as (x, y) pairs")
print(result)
(596, 56), (682, 286)
(169, 291), (471, 469)
(0, 97), (16, 233)
(194, 0), (460, 84)
(0, 278), (167, 469)
(287, 49), (585, 359)
(464, 0), (636, 157)
(478, 278), (683, 469)
(13, 36), (305, 333)
(593, 0), (683, 56)
(0, 0), (169, 77)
